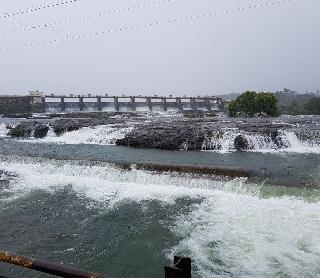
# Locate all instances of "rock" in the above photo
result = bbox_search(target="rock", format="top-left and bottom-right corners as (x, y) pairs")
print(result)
(116, 122), (211, 151)
(34, 124), (49, 138)
(2, 113), (32, 119)
(234, 135), (249, 151)
(52, 120), (82, 136)
(183, 111), (205, 119)
(8, 123), (34, 137)
(182, 111), (218, 119)
(267, 129), (285, 148)
(117, 128), (184, 150)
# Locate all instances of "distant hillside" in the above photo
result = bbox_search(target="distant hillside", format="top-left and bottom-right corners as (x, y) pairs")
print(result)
(274, 88), (319, 115)
(274, 89), (317, 107)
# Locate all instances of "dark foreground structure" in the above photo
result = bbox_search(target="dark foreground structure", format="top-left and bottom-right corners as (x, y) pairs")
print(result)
(0, 251), (191, 278)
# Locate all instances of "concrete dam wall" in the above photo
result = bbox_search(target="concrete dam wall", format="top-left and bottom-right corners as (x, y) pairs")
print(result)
(44, 95), (224, 113)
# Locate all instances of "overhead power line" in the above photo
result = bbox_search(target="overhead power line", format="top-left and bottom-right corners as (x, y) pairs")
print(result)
(5, 12), (70, 37)
(0, 0), (293, 52)
(1, 0), (174, 36)
(0, 0), (80, 19)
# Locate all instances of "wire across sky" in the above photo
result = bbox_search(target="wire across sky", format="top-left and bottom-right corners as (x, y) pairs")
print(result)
(0, 0), (80, 19)
(0, 0), (294, 52)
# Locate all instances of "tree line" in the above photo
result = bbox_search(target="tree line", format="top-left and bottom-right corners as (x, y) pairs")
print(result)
(227, 89), (320, 117)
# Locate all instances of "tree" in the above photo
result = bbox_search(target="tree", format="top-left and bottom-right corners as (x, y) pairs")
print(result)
(305, 97), (320, 115)
(227, 100), (239, 117)
(228, 91), (279, 117)
(236, 91), (257, 117)
(256, 92), (279, 116)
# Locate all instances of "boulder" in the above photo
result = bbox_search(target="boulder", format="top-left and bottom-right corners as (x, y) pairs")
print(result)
(116, 123), (211, 151)
(267, 129), (286, 148)
(8, 123), (33, 137)
(234, 135), (249, 151)
(52, 120), (82, 136)
(34, 124), (49, 138)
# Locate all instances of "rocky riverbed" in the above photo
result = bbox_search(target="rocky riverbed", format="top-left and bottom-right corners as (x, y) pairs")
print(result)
(2, 112), (320, 152)
(115, 114), (320, 151)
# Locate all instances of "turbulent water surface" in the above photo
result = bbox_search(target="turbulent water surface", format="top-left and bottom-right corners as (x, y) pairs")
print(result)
(0, 116), (320, 278)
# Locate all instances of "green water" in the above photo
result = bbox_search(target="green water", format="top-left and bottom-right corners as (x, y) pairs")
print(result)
(0, 138), (320, 277)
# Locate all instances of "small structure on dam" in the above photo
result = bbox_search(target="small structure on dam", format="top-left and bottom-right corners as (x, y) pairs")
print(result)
(42, 94), (224, 113)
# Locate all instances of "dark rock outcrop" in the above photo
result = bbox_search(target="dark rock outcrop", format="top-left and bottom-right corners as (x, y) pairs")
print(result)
(117, 123), (210, 151)
(7, 122), (49, 138)
(8, 123), (34, 137)
(52, 120), (82, 136)
(265, 129), (286, 148)
(234, 135), (249, 151)
(51, 117), (132, 136)
(34, 124), (49, 138)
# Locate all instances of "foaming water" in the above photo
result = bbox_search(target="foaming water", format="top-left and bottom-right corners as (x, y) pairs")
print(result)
(0, 156), (320, 277)
(205, 129), (320, 154)
(0, 155), (243, 204)
(32, 125), (133, 145)
(0, 123), (8, 137)
(171, 194), (320, 277)
(277, 131), (320, 154)
(28, 124), (320, 154)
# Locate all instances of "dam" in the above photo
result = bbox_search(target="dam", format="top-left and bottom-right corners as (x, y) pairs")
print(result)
(43, 94), (224, 113)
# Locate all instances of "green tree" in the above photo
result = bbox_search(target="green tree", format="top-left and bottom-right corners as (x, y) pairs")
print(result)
(256, 92), (279, 116)
(228, 91), (279, 117)
(227, 100), (239, 117)
(236, 91), (257, 117)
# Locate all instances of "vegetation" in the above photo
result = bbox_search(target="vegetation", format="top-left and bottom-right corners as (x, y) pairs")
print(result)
(0, 97), (32, 114)
(0, 96), (44, 115)
(273, 89), (320, 115)
(275, 88), (313, 115)
(305, 97), (320, 115)
(228, 91), (279, 117)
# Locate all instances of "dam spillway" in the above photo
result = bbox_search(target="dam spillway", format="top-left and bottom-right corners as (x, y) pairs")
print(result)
(43, 95), (224, 113)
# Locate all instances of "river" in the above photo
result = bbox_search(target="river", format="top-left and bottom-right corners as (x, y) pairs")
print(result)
(0, 115), (320, 278)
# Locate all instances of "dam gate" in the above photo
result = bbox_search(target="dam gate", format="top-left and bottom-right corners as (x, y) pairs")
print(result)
(42, 95), (224, 113)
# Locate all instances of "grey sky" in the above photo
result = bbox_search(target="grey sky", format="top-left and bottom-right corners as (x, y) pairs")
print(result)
(0, 0), (319, 96)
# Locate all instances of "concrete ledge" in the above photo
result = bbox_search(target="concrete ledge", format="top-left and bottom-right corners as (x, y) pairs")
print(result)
(117, 162), (250, 178)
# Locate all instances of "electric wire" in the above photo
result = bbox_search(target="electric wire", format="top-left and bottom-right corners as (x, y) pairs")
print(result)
(1, 0), (175, 37)
(0, 0), (80, 19)
(0, 0), (293, 52)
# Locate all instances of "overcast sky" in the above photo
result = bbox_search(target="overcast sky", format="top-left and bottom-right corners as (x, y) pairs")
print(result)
(0, 0), (319, 96)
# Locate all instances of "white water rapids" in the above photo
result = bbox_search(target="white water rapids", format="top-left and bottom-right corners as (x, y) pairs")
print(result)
(13, 124), (320, 154)
(0, 156), (320, 277)
(205, 128), (320, 154)
(0, 123), (8, 137)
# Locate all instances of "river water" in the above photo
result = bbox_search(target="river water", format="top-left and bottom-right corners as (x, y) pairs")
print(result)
(0, 116), (320, 278)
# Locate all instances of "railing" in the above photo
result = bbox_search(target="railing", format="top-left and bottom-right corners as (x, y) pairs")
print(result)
(0, 251), (192, 278)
